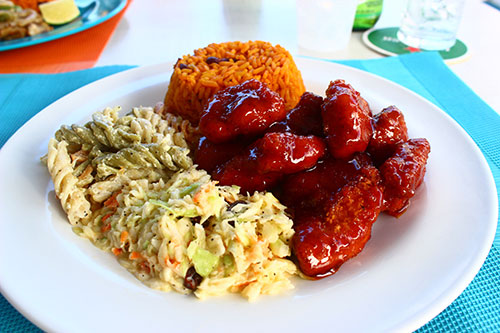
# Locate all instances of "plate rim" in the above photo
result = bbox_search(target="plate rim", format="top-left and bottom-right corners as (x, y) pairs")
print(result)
(0, 58), (497, 333)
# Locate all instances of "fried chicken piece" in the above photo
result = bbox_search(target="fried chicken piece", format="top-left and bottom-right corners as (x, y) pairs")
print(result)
(325, 79), (371, 115)
(213, 132), (326, 193)
(280, 153), (373, 220)
(368, 105), (409, 166)
(213, 153), (283, 193)
(269, 92), (324, 137)
(379, 138), (431, 217)
(254, 132), (326, 174)
(321, 80), (373, 159)
(292, 167), (383, 277)
(194, 136), (249, 173)
(199, 79), (286, 143)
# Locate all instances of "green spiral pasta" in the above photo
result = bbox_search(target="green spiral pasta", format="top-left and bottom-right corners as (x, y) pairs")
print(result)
(46, 105), (193, 215)
(55, 106), (190, 151)
(92, 139), (192, 178)
(55, 107), (135, 150)
(45, 103), (297, 301)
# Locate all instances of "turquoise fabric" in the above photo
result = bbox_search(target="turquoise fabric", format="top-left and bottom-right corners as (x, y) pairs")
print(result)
(0, 65), (134, 147)
(0, 53), (498, 332)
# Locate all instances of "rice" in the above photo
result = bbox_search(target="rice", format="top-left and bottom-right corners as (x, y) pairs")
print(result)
(163, 40), (306, 124)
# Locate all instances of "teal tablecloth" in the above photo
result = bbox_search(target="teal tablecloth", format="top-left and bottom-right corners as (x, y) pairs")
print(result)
(1, 52), (499, 332)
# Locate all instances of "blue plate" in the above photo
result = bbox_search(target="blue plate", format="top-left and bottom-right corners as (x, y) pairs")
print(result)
(0, 0), (127, 52)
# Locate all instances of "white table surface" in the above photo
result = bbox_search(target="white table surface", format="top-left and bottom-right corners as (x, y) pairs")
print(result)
(96, 0), (500, 114)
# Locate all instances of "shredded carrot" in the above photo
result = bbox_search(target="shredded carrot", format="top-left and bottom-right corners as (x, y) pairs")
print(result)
(164, 257), (180, 267)
(101, 223), (111, 232)
(193, 181), (216, 204)
(120, 231), (129, 243)
(70, 149), (89, 164)
(112, 248), (122, 256)
(235, 279), (256, 289)
(102, 213), (112, 222)
(129, 251), (142, 260)
(78, 165), (93, 180)
(193, 192), (202, 204)
(103, 190), (121, 208)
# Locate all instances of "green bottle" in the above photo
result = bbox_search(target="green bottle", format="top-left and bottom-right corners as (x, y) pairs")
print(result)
(353, 0), (383, 31)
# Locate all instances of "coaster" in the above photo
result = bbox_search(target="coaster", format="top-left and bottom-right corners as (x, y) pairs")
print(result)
(362, 27), (469, 64)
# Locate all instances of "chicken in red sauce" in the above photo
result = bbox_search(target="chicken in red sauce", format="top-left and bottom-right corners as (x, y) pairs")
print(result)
(195, 78), (431, 279)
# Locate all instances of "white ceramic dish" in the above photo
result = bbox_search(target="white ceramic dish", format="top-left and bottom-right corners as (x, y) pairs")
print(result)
(0, 58), (497, 333)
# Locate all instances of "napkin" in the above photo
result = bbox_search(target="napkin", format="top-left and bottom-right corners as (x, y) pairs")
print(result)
(0, 52), (499, 332)
(0, 0), (131, 74)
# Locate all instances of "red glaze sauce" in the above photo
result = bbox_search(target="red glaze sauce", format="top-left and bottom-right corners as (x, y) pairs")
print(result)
(194, 136), (249, 173)
(213, 132), (326, 193)
(292, 167), (383, 277)
(380, 138), (431, 217)
(199, 79), (286, 143)
(321, 80), (373, 159)
(254, 132), (326, 174)
(368, 105), (409, 166)
(268, 92), (324, 137)
(193, 78), (430, 279)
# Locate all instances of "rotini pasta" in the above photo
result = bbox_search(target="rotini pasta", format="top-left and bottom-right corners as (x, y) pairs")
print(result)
(46, 138), (91, 225)
(45, 104), (297, 301)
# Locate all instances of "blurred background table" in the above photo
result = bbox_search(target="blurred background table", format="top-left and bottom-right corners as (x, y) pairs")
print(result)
(97, 0), (500, 114)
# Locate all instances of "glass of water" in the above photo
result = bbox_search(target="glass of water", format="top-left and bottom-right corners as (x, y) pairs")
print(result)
(297, 0), (358, 54)
(397, 0), (465, 51)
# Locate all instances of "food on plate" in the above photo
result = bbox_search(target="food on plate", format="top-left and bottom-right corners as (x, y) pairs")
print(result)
(163, 40), (305, 123)
(0, 0), (81, 41)
(321, 79), (373, 159)
(195, 77), (430, 278)
(44, 105), (296, 301)
(194, 136), (248, 174)
(195, 80), (327, 194)
(211, 132), (326, 193)
(46, 106), (194, 225)
(0, 0), (52, 40)
(268, 91), (324, 137)
(367, 105), (409, 166)
(292, 166), (383, 277)
(199, 79), (286, 143)
(280, 153), (375, 222)
(45, 41), (430, 300)
(379, 138), (431, 217)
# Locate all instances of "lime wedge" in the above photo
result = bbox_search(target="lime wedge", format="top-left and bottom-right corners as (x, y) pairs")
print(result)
(39, 0), (80, 25)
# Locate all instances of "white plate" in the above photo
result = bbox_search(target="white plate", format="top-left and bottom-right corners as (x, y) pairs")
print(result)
(0, 58), (497, 333)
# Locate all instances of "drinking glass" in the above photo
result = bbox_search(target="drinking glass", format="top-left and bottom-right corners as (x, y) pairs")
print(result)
(397, 0), (465, 50)
(297, 0), (358, 54)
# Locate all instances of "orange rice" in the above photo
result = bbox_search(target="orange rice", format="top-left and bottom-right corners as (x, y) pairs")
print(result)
(163, 41), (306, 124)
